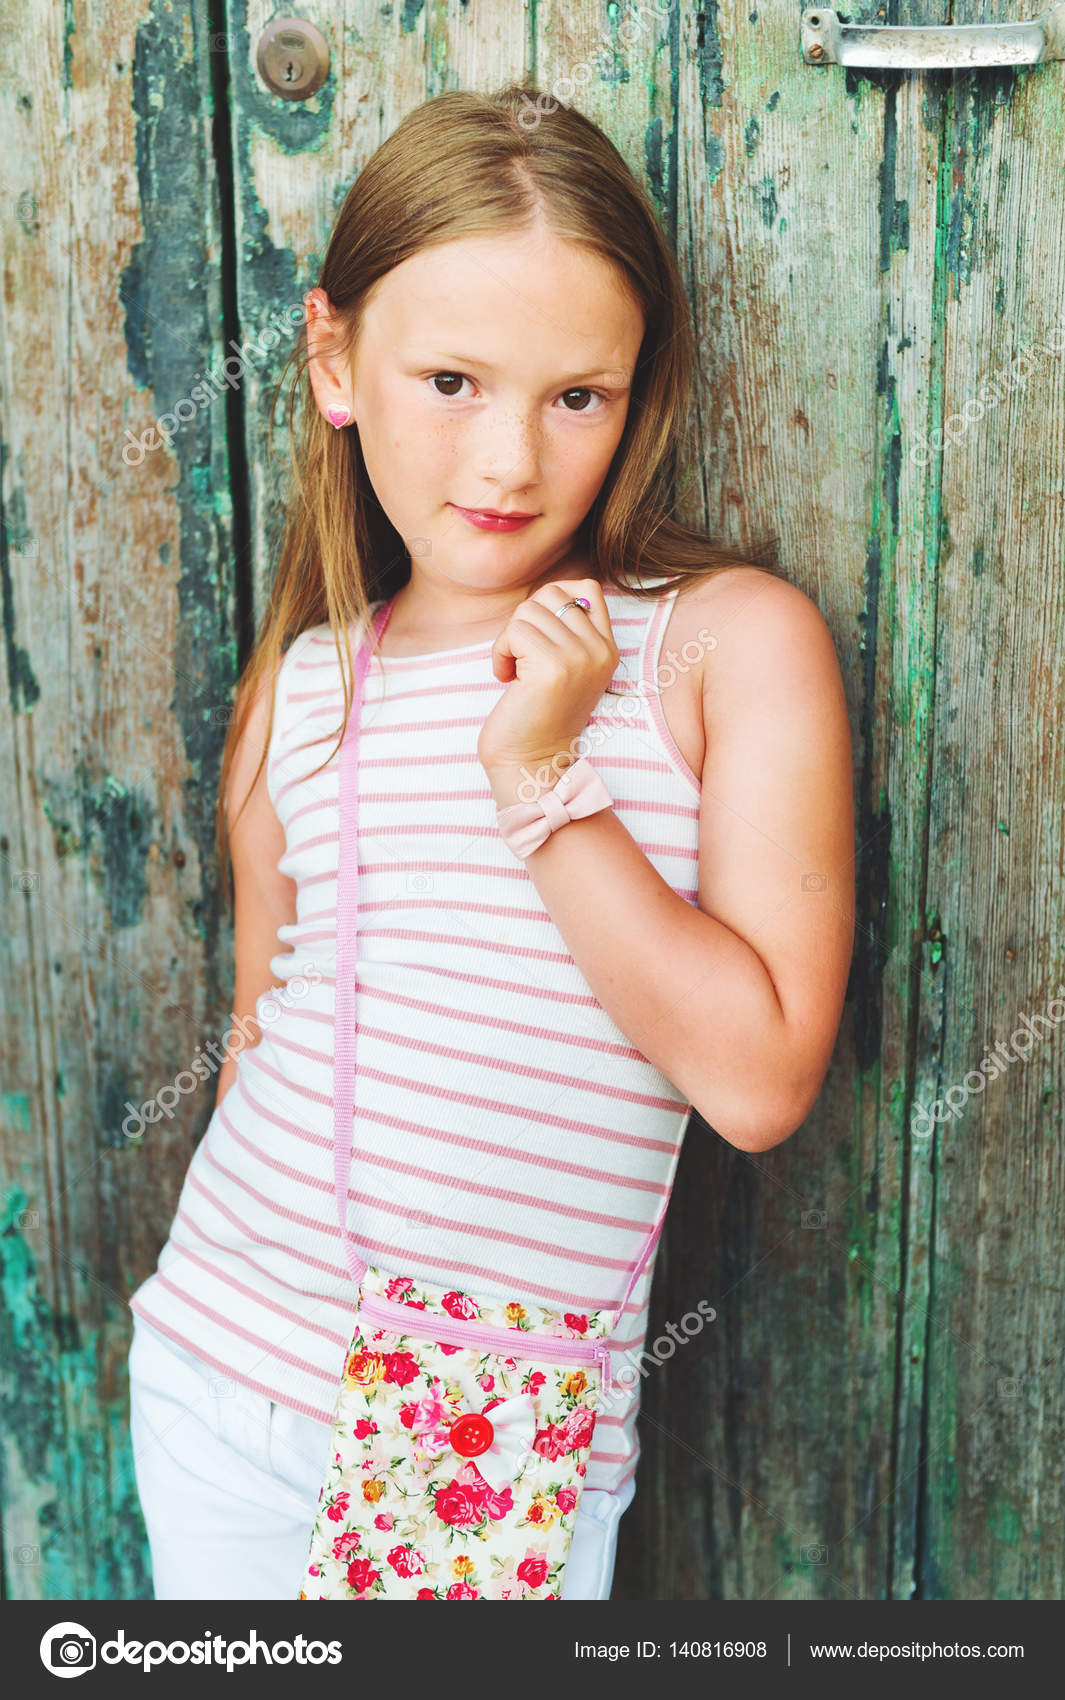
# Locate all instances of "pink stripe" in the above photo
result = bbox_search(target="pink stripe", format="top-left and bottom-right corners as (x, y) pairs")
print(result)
(321, 959), (604, 1008)
(150, 1270), (342, 1385)
(269, 986), (612, 1039)
(276, 798), (699, 861)
(294, 668), (642, 709)
(245, 1047), (686, 1150)
(285, 796), (341, 830)
(349, 749), (675, 775)
(262, 1021), (686, 1113)
(220, 1105), (655, 1237)
(173, 1202), (355, 1317)
(233, 1072), (671, 1194)
(342, 919), (688, 959)
(301, 631), (646, 651)
(129, 1301), (336, 1423)
(193, 1144), (650, 1314)
(212, 1075), (311, 1158)
(318, 978), (650, 1060)
(202, 1134), (657, 1280)
(287, 779), (696, 817)
(184, 1167), (349, 1283)
(613, 1454), (639, 1491)
(350, 640), (641, 673)
(164, 1240), (349, 1349)
(275, 896), (706, 954)
(318, 897), (605, 927)
(341, 707), (650, 739)
(296, 889), (697, 926)
(288, 823), (699, 861)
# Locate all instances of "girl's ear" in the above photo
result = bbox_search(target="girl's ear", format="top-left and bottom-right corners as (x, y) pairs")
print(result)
(305, 288), (357, 428)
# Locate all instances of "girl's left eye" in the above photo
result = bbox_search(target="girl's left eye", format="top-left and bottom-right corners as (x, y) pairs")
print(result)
(428, 373), (608, 413)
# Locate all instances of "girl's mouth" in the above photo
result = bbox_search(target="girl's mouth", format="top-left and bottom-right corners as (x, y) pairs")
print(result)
(448, 504), (538, 533)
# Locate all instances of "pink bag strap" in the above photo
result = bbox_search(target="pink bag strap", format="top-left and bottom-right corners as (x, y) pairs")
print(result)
(333, 594), (667, 1333)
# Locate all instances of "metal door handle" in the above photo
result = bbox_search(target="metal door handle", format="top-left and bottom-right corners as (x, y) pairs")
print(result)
(801, 4), (1065, 67)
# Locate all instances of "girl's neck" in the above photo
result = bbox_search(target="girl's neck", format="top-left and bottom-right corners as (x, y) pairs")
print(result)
(383, 565), (596, 652)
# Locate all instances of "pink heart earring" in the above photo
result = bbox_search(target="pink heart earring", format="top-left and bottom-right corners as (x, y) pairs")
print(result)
(326, 404), (351, 429)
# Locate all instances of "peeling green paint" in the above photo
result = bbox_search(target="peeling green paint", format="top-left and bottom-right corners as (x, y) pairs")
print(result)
(744, 115), (759, 156)
(63, 0), (76, 91)
(920, 85), (942, 135)
(989, 1499), (1022, 1546)
(754, 174), (776, 229)
(2, 1094), (32, 1133)
(119, 0), (236, 962)
(704, 130), (725, 185)
(643, 115), (666, 210)
(1, 1190), (64, 1485)
(1, 1189), (152, 1598)
(875, 340), (902, 536)
(946, 74), (1016, 293)
(37, 759), (154, 929)
(695, 3), (724, 109)
(878, 89), (910, 271)
(855, 523), (889, 1075)
(889, 1073), (906, 1128)
(0, 443), (43, 715)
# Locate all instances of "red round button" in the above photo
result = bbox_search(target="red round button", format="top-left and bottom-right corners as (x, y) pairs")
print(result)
(449, 1412), (495, 1458)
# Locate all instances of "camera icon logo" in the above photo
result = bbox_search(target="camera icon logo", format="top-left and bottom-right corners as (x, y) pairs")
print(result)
(39, 1621), (96, 1677)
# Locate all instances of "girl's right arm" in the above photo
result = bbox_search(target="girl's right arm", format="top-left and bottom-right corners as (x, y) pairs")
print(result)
(214, 672), (298, 1108)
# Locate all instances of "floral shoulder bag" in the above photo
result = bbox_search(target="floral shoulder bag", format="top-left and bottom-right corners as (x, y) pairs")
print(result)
(297, 597), (667, 1601)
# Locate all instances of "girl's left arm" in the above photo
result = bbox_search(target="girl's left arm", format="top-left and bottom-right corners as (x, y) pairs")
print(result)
(484, 576), (855, 1154)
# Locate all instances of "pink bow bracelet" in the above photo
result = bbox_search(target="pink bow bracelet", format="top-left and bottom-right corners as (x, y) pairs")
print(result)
(494, 757), (615, 859)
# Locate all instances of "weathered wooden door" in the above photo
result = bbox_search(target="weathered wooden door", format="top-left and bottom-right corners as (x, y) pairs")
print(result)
(2, 1), (1062, 1601)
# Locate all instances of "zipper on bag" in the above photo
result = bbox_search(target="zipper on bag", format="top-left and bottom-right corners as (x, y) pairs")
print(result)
(354, 1286), (613, 1388)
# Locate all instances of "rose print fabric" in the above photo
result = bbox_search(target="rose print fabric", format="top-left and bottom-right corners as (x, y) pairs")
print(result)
(297, 1265), (610, 1600)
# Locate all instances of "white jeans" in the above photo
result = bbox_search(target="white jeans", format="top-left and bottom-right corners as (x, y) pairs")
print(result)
(128, 1312), (635, 1601)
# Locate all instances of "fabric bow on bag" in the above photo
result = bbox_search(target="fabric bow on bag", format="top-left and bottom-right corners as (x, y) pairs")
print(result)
(459, 1392), (538, 1493)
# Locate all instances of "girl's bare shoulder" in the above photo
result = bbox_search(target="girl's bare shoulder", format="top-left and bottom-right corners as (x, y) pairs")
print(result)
(668, 566), (841, 707)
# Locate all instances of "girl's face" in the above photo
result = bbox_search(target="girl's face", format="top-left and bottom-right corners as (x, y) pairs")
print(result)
(310, 221), (645, 593)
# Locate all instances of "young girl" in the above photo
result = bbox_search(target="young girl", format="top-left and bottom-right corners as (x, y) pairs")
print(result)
(127, 84), (854, 1602)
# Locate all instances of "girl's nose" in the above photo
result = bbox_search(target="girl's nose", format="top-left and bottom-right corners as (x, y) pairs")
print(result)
(474, 408), (544, 488)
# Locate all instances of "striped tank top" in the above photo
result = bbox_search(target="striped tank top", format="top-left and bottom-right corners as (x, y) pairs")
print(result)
(129, 576), (702, 1494)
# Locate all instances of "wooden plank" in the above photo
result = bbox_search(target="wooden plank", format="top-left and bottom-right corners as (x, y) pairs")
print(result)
(0, 0), (233, 1597)
(918, 0), (1065, 1601)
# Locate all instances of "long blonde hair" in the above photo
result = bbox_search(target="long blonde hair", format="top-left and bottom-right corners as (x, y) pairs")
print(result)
(216, 82), (780, 907)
